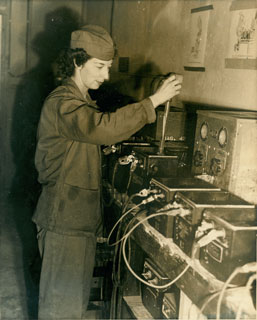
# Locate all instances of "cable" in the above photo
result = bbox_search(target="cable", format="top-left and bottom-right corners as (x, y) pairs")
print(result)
(216, 262), (257, 320)
(110, 0), (115, 37)
(111, 194), (169, 246)
(216, 268), (241, 320)
(121, 193), (136, 213)
(125, 168), (133, 194)
(110, 212), (143, 319)
(107, 199), (142, 246)
(196, 229), (226, 248)
(235, 273), (257, 320)
(125, 157), (139, 194)
(196, 287), (245, 320)
(107, 193), (165, 246)
(103, 154), (137, 208)
(102, 160), (119, 207)
(122, 210), (190, 290)
(121, 188), (153, 216)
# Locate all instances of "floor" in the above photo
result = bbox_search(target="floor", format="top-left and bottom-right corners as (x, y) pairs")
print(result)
(0, 191), (40, 320)
(0, 190), (111, 320)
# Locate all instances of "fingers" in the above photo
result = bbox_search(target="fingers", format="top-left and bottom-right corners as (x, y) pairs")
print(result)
(149, 74), (183, 108)
(175, 84), (182, 91)
(161, 75), (176, 86)
(161, 76), (182, 90)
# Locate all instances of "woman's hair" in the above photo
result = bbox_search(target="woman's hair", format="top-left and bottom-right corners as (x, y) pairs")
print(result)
(55, 48), (91, 81)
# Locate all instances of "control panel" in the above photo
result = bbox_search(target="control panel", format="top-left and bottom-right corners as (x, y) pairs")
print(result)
(172, 190), (256, 257)
(132, 144), (188, 180)
(141, 258), (170, 319)
(162, 291), (180, 319)
(192, 112), (236, 179)
(199, 211), (257, 283)
(192, 110), (257, 204)
(149, 177), (221, 203)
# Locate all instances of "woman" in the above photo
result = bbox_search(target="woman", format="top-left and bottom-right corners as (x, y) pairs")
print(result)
(33, 24), (181, 319)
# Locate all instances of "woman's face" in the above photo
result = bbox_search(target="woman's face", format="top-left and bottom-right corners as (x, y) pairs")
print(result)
(74, 57), (113, 92)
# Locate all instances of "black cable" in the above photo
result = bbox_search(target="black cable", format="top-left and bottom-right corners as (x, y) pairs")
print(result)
(103, 160), (118, 208)
(110, 0), (115, 37)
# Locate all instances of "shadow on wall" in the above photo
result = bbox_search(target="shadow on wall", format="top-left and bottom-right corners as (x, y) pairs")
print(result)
(90, 61), (161, 113)
(8, 6), (80, 319)
(10, 6), (80, 208)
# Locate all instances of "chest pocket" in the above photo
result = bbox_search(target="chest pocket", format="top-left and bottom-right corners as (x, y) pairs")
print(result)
(63, 142), (100, 190)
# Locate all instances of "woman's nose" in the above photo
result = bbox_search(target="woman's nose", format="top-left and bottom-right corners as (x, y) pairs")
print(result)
(101, 67), (110, 81)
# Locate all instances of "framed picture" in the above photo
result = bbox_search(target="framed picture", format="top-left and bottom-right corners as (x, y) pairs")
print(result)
(184, 5), (213, 72)
(228, 8), (257, 59)
(225, 2), (257, 69)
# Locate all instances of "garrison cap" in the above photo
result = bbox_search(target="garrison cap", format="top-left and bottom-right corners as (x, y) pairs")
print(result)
(70, 25), (114, 61)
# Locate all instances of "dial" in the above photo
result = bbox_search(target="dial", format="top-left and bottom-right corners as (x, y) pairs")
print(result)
(200, 122), (208, 141)
(218, 127), (227, 147)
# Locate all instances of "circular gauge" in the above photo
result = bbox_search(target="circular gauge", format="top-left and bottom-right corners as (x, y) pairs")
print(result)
(200, 122), (208, 141)
(218, 127), (227, 147)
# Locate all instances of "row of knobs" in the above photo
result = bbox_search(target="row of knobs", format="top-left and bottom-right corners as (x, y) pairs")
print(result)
(193, 151), (222, 175)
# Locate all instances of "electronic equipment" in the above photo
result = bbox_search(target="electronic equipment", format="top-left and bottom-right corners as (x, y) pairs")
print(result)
(141, 258), (171, 319)
(192, 110), (257, 204)
(150, 177), (221, 203)
(173, 190), (256, 256)
(103, 141), (155, 193)
(199, 211), (257, 284)
(147, 177), (221, 238)
(141, 107), (186, 142)
(130, 142), (188, 191)
(104, 141), (188, 194)
(162, 292), (179, 319)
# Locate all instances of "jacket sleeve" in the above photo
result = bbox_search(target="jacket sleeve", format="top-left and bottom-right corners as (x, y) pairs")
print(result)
(56, 97), (156, 145)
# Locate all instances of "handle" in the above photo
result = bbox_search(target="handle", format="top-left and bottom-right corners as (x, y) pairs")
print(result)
(158, 100), (170, 154)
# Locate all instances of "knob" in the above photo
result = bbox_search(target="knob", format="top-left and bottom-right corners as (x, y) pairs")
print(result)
(193, 150), (204, 167)
(149, 277), (159, 285)
(210, 158), (222, 175)
(142, 270), (152, 280)
(138, 159), (144, 168)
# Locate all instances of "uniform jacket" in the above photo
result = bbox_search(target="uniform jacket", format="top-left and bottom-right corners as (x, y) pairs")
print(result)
(32, 78), (156, 236)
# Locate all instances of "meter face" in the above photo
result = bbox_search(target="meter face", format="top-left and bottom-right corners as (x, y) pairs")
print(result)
(218, 128), (227, 147)
(200, 122), (208, 141)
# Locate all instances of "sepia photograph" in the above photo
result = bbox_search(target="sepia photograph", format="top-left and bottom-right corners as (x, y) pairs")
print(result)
(0, 0), (256, 319)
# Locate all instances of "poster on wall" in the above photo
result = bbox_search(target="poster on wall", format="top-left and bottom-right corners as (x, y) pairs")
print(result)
(228, 8), (257, 59)
(225, 2), (257, 69)
(184, 5), (213, 72)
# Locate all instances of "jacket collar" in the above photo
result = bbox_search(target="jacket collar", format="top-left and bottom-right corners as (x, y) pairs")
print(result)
(63, 78), (98, 108)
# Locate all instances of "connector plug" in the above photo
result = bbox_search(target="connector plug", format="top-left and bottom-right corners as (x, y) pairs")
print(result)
(142, 193), (165, 204)
(119, 154), (136, 165)
(138, 189), (151, 197)
(239, 262), (257, 273)
(197, 228), (225, 247)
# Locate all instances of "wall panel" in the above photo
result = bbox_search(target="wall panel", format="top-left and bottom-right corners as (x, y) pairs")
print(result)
(86, 0), (257, 110)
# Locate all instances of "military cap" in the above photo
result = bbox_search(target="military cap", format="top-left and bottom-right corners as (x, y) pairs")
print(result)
(70, 25), (114, 61)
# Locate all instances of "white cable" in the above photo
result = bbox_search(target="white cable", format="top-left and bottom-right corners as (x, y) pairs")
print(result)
(107, 200), (142, 246)
(107, 193), (166, 246)
(197, 287), (245, 320)
(196, 229), (226, 248)
(235, 273), (257, 320)
(216, 268), (241, 320)
(122, 211), (190, 290)
(216, 262), (257, 320)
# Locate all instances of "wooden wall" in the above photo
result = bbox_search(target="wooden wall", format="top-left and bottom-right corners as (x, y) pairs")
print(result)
(1, 0), (256, 195)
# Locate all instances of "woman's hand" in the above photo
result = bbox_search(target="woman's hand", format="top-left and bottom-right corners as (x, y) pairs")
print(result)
(149, 75), (182, 108)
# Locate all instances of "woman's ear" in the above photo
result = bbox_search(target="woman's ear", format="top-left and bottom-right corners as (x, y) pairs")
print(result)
(73, 59), (82, 70)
